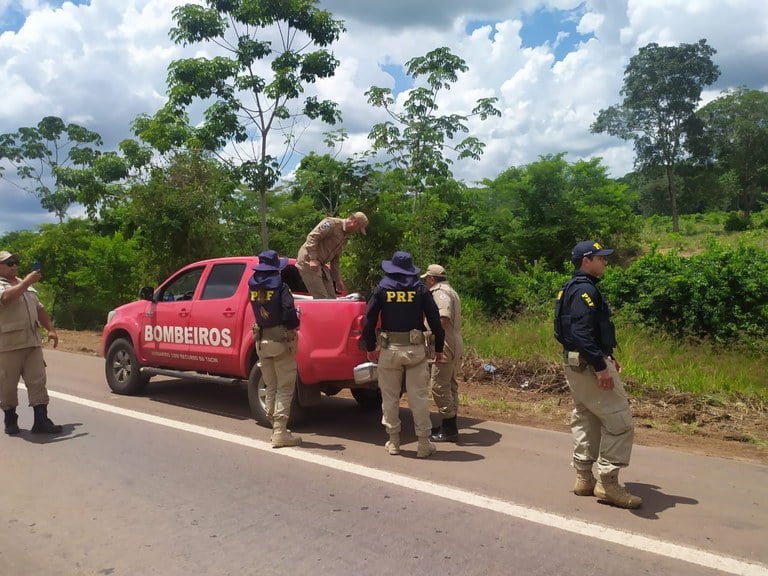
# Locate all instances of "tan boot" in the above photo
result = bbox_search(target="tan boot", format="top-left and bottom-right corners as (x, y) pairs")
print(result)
(384, 433), (401, 455)
(416, 437), (436, 458)
(594, 471), (642, 509)
(271, 421), (301, 448)
(573, 469), (596, 496)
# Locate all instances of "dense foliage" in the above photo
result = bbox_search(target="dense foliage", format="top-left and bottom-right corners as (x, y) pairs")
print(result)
(601, 241), (768, 343)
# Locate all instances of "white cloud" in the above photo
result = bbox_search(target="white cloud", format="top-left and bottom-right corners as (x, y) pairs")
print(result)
(1, 0), (767, 235)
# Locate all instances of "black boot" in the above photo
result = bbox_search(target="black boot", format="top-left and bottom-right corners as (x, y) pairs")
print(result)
(31, 404), (63, 434)
(430, 416), (458, 442)
(4, 408), (20, 435)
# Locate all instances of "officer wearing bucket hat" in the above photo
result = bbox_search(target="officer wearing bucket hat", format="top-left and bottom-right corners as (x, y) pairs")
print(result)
(421, 264), (463, 443)
(554, 240), (641, 509)
(0, 250), (63, 435)
(362, 251), (445, 458)
(249, 250), (302, 448)
(296, 212), (369, 299)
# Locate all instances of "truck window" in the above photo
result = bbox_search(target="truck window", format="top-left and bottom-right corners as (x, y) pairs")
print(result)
(158, 267), (204, 302)
(281, 264), (309, 294)
(201, 263), (247, 300)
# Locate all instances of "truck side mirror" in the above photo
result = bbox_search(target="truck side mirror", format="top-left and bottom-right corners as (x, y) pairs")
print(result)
(138, 286), (155, 301)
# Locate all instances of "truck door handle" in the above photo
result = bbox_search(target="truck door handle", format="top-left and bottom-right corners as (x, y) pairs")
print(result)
(178, 309), (189, 318)
(222, 309), (235, 318)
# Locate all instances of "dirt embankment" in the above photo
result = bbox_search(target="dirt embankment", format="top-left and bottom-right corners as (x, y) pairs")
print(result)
(56, 330), (768, 464)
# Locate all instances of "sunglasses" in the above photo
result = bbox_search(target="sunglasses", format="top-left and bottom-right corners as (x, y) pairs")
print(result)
(3, 260), (19, 266)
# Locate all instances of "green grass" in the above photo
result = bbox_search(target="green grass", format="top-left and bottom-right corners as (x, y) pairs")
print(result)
(640, 211), (768, 255)
(463, 310), (768, 404)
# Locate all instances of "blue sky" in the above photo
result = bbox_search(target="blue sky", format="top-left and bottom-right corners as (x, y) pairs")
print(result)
(1, 0), (90, 32)
(1, 0), (767, 235)
(383, 7), (594, 99)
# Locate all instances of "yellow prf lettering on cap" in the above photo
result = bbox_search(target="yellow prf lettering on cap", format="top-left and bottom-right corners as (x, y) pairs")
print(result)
(386, 290), (416, 303)
(580, 292), (595, 308)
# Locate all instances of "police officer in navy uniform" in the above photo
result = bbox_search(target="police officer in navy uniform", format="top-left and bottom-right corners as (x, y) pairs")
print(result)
(249, 250), (302, 448)
(362, 251), (445, 458)
(554, 240), (641, 509)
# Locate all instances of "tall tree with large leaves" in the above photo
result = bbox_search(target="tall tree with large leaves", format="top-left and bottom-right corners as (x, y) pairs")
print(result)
(365, 46), (500, 257)
(0, 116), (127, 221)
(694, 87), (768, 217)
(591, 39), (720, 232)
(154, 0), (345, 249)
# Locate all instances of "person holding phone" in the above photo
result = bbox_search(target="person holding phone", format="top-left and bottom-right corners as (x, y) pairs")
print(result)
(0, 250), (63, 435)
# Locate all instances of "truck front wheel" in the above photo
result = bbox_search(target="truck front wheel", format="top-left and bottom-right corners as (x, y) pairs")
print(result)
(105, 338), (149, 395)
(247, 364), (305, 428)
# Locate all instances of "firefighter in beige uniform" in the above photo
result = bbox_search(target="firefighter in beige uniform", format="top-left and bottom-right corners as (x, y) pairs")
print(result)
(554, 241), (641, 509)
(421, 264), (463, 443)
(0, 250), (63, 435)
(296, 212), (368, 299)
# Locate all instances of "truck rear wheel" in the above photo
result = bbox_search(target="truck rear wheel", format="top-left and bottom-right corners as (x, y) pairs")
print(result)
(247, 363), (305, 428)
(105, 338), (149, 395)
(351, 388), (382, 410)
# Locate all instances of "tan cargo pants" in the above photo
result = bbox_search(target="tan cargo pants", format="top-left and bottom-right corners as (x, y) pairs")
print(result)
(429, 332), (463, 418)
(296, 265), (336, 300)
(256, 329), (298, 424)
(563, 357), (634, 475)
(0, 346), (49, 409)
(379, 343), (431, 438)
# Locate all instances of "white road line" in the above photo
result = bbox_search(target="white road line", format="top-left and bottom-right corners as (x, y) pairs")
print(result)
(47, 389), (767, 576)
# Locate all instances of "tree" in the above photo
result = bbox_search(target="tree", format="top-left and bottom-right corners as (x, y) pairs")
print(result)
(0, 116), (125, 221)
(124, 151), (239, 278)
(591, 40), (720, 232)
(291, 151), (373, 215)
(481, 154), (639, 270)
(153, 0), (345, 250)
(365, 46), (500, 256)
(695, 87), (768, 217)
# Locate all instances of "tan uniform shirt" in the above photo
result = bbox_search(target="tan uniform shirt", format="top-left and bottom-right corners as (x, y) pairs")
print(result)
(296, 217), (353, 284)
(430, 281), (462, 335)
(429, 281), (462, 357)
(0, 277), (43, 352)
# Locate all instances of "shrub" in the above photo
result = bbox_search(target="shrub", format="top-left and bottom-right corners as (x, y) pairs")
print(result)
(601, 242), (768, 342)
(724, 211), (750, 232)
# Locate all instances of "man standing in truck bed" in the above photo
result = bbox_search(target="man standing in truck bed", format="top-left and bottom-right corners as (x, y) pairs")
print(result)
(296, 212), (368, 299)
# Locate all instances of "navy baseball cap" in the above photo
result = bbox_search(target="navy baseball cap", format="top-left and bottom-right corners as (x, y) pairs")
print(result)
(571, 240), (614, 262)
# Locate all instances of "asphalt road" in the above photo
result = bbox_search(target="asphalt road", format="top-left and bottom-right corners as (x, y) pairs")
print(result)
(1, 350), (766, 576)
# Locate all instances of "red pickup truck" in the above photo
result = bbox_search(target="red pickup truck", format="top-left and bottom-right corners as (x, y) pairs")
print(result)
(101, 256), (379, 425)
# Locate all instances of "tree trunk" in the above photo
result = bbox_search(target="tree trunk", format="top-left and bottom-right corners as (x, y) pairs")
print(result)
(666, 164), (679, 233)
(259, 187), (269, 250)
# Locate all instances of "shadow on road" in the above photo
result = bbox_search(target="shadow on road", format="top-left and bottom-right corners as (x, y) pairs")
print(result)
(143, 377), (252, 420)
(624, 482), (699, 519)
(136, 378), (498, 461)
(15, 422), (88, 444)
